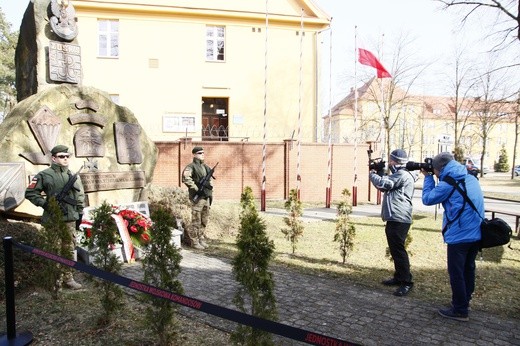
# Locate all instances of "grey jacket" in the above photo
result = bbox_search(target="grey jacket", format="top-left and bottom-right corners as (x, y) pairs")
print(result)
(369, 167), (415, 223)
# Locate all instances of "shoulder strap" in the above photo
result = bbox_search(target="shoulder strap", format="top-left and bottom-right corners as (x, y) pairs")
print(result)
(443, 176), (483, 218)
(441, 176), (468, 235)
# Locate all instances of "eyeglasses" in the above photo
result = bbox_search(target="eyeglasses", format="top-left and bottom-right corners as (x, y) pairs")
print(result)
(56, 155), (70, 159)
(196, 152), (204, 155)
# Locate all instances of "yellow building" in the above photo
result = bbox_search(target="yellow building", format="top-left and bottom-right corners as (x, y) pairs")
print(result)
(325, 78), (519, 170)
(72, 0), (330, 142)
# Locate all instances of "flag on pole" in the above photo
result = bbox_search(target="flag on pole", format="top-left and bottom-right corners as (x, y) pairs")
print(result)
(358, 48), (391, 78)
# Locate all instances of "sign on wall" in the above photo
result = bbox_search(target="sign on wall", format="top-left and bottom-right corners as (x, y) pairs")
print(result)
(163, 113), (196, 132)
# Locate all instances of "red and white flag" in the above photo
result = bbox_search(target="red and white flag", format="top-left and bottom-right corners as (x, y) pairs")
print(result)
(358, 48), (391, 78)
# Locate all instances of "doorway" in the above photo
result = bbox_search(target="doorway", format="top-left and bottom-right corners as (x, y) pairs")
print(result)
(201, 97), (228, 141)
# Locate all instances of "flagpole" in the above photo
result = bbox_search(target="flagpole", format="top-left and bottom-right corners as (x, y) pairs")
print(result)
(325, 19), (333, 208)
(296, 8), (304, 200)
(261, 0), (268, 211)
(352, 26), (358, 206)
(379, 33), (386, 162)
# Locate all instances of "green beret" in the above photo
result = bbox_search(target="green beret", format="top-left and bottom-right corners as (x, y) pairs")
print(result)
(192, 146), (204, 154)
(51, 145), (70, 155)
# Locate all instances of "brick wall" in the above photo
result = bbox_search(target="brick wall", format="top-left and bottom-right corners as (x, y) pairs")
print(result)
(153, 141), (375, 204)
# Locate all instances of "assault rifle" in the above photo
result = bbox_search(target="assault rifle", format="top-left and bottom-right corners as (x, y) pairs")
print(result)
(193, 162), (218, 203)
(53, 166), (83, 215)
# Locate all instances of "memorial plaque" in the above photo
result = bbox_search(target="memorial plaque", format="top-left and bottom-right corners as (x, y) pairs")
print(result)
(74, 126), (105, 157)
(49, 0), (79, 41)
(49, 40), (81, 84)
(0, 163), (26, 211)
(75, 99), (100, 112)
(114, 122), (143, 164)
(69, 113), (107, 127)
(79, 171), (146, 192)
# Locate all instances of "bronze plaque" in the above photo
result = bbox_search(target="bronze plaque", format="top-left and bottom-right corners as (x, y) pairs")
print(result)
(114, 122), (143, 164)
(79, 171), (146, 192)
(74, 126), (105, 157)
(49, 40), (81, 84)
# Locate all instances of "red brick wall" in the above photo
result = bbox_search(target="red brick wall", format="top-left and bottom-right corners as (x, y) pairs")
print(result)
(153, 141), (376, 204)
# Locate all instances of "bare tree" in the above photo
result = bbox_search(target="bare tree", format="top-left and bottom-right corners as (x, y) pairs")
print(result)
(438, 47), (482, 160)
(470, 60), (514, 176)
(436, 0), (520, 47)
(362, 33), (430, 161)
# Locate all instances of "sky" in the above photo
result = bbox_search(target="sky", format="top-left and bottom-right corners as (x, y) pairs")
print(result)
(313, 0), (520, 107)
(3, 0), (519, 107)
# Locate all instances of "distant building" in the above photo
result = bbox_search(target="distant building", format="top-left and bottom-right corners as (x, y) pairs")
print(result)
(324, 78), (518, 168)
(72, 0), (330, 142)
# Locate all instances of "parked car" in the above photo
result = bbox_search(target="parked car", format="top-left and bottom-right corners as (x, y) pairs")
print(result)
(462, 157), (490, 175)
(514, 165), (520, 176)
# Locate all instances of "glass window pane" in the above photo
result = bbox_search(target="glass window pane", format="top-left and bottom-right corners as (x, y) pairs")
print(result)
(98, 20), (107, 31)
(99, 35), (107, 56)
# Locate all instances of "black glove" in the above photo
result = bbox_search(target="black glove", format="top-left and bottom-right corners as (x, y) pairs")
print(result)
(76, 214), (83, 230)
(42, 201), (49, 210)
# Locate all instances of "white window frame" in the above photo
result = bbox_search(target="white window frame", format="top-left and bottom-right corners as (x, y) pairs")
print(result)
(98, 19), (119, 58)
(206, 26), (225, 62)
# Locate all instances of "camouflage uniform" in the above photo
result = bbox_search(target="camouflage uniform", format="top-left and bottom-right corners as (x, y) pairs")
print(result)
(182, 156), (213, 248)
(25, 147), (85, 288)
(25, 163), (85, 224)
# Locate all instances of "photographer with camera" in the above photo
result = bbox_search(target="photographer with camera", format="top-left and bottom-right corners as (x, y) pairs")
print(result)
(369, 149), (416, 297)
(420, 152), (484, 321)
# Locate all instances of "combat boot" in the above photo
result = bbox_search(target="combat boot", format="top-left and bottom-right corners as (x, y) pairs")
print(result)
(65, 279), (82, 290)
(190, 240), (204, 250)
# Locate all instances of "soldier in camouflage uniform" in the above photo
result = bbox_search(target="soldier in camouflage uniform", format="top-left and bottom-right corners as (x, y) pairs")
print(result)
(182, 146), (213, 250)
(25, 145), (85, 289)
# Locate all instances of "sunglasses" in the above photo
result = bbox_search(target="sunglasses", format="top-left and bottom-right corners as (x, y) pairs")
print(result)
(56, 155), (70, 159)
(196, 152), (204, 155)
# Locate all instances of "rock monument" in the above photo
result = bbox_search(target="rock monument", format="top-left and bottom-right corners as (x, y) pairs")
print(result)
(0, 0), (158, 219)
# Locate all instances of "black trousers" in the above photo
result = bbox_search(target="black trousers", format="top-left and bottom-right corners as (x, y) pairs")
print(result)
(385, 221), (413, 284)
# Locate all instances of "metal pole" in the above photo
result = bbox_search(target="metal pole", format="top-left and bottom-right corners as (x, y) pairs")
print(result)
(261, 0), (269, 211)
(1, 236), (33, 346)
(3, 237), (16, 339)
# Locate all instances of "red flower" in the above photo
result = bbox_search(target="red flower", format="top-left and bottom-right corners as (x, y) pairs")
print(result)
(115, 208), (152, 246)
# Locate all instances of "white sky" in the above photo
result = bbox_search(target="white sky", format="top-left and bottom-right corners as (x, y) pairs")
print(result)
(3, 0), (519, 107)
(313, 0), (520, 107)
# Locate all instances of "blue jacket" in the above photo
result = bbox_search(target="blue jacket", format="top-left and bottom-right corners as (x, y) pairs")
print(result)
(422, 160), (484, 244)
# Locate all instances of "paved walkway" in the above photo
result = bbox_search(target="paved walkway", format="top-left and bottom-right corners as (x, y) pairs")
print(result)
(122, 249), (519, 345)
(121, 194), (520, 345)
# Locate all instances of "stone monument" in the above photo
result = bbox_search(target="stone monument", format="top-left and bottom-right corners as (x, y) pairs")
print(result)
(0, 0), (158, 219)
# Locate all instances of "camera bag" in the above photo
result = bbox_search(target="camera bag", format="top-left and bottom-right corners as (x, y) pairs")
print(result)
(442, 176), (512, 250)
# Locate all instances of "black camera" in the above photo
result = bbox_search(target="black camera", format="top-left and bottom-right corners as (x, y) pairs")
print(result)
(367, 149), (386, 176)
(369, 159), (385, 171)
(406, 158), (433, 172)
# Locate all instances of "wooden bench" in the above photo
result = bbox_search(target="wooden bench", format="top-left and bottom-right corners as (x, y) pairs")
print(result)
(485, 208), (520, 236)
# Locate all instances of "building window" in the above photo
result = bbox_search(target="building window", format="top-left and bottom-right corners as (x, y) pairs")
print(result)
(206, 26), (225, 61)
(98, 19), (119, 57)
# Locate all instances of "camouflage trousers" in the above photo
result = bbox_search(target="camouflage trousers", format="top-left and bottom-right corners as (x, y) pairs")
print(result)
(187, 198), (211, 245)
(62, 222), (77, 282)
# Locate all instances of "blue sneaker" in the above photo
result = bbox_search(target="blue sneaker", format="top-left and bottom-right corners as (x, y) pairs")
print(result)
(438, 308), (469, 321)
